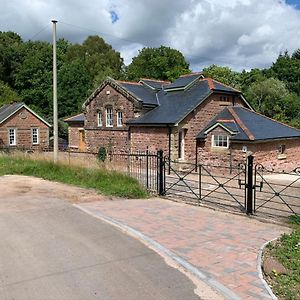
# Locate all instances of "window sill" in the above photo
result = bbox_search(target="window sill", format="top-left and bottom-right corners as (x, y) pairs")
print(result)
(277, 154), (287, 160)
(211, 147), (230, 153)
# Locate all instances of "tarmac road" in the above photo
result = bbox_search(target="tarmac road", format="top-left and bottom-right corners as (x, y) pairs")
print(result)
(0, 176), (199, 300)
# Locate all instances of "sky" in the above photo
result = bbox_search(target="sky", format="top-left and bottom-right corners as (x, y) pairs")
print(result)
(1, 0), (300, 71)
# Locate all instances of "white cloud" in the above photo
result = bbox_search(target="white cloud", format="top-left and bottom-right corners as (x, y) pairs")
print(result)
(0, 0), (300, 70)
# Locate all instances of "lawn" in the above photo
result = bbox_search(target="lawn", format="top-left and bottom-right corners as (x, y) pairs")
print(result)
(265, 216), (300, 300)
(0, 155), (148, 199)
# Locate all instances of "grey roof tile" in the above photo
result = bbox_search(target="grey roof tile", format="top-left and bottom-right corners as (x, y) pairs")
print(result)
(164, 73), (203, 90)
(118, 82), (158, 106)
(140, 79), (170, 90)
(0, 102), (24, 124)
(128, 80), (212, 125)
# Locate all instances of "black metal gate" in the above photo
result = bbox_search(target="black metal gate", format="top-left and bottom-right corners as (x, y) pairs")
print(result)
(110, 149), (300, 219)
(162, 157), (249, 213)
(254, 165), (300, 219)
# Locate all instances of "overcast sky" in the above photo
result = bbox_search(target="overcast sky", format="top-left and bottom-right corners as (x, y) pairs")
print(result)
(1, 0), (300, 71)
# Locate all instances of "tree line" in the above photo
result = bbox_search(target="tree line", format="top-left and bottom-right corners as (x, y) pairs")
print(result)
(1, 31), (300, 138)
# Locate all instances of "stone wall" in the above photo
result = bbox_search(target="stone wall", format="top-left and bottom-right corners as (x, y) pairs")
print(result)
(197, 127), (300, 172)
(84, 84), (135, 153)
(130, 126), (169, 153)
(0, 107), (49, 150)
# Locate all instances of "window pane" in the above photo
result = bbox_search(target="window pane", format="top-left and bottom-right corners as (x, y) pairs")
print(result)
(32, 128), (39, 144)
(213, 135), (228, 148)
(97, 113), (102, 126)
(106, 107), (113, 127)
(117, 111), (123, 126)
(9, 129), (16, 146)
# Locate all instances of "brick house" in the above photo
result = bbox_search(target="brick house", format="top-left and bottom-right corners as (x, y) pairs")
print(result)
(0, 102), (51, 150)
(65, 73), (300, 170)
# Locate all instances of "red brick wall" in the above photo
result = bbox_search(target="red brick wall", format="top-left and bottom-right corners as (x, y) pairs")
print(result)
(0, 107), (49, 150)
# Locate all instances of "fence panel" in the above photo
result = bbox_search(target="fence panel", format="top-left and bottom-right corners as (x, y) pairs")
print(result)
(254, 165), (300, 219)
(164, 158), (247, 212)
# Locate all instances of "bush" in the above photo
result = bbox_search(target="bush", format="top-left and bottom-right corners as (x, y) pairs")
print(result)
(97, 146), (107, 162)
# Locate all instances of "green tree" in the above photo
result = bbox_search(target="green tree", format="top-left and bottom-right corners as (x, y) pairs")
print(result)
(125, 46), (190, 81)
(58, 59), (92, 118)
(13, 41), (53, 116)
(0, 31), (24, 86)
(245, 78), (293, 122)
(0, 80), (20, 105)
(203, 65), (241, 88)
(66, 35), (123, 87)
(269, 51), (300, 96)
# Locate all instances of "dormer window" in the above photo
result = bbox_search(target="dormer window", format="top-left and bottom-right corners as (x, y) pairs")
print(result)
(220, 96), (230, 102)
(212, 135), (229, 148)
(106, 106), (113, 127)
(117, 111), (123, 127)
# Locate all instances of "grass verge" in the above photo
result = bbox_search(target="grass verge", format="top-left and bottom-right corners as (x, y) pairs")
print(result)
(265, 215), (300, 300)
(0, 155), (148, 199)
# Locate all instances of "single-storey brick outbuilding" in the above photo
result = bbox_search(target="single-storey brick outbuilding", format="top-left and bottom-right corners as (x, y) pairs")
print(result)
(0, 102), (51, 150)
(65, 73), (300, 171)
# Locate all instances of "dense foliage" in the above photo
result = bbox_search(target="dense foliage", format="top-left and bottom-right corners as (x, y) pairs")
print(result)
(125, 46), (191, 81)
(1, 30), (300, 137)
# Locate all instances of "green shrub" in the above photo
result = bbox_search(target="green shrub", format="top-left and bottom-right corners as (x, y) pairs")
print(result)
(97, 146), (107, 162)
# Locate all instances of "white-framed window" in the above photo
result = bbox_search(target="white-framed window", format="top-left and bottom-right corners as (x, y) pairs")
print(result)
(117, 111), (123, 127)
(31, 128), (39, 145)
(106, 107), (113, 127)
(97, 112), (102, 127)
(212, 135), (229, 148)
(8, 128), (16, 146)
(178, 129), (185, 159)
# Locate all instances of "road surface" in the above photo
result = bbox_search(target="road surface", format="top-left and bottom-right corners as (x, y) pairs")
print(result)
(0, 175), (199, 300)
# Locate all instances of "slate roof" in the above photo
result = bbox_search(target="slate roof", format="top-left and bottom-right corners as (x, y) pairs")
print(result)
(117, 81), (158, 106)
(128, 78), (242, 125)
(82, 75), (246, 126)
(140, 79), (170, 90)
(0, 102), (24, 124)
(164, 73), (203, 90)
(197, 107), (300, 141)
(0, 102), (51, 127)
(64, 113), (85, 123)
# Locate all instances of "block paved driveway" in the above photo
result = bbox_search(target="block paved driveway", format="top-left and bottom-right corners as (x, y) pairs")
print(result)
(79, 198), (290, 300)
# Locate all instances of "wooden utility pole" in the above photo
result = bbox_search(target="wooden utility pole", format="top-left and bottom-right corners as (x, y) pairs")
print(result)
(52, 20), (58, 163)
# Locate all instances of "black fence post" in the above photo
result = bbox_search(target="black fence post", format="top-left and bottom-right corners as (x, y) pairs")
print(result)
(146, 147), (149, 189)
(246, 155), (254, 215)
(157, 150), (165, 196)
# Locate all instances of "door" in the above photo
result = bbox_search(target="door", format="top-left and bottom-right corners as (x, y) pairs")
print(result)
(79, 129), (86, 152)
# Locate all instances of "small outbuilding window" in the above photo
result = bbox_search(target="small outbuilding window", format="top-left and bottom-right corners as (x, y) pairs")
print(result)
(117, 111), (123, 127)
(106, 107), (113, 127)
(8, 128), (16, 146)
(31, 128), (39, 145)
(212, 135), (229, 148)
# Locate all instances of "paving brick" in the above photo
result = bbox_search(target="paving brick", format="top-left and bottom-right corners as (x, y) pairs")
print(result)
(79, 198), (290, 299)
